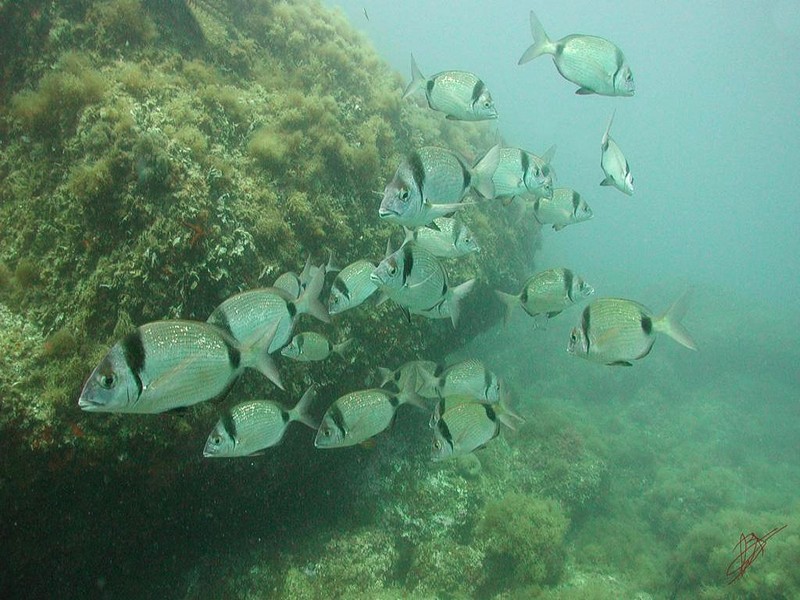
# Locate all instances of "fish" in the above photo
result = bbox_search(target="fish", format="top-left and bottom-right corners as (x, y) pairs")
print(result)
(78, 319), (282, 413)
(314, 384), (425, 448)
(203, 385), (318, 458)
(430, 394), (521, 461)
(371, 242), (474, 327)
(518, 9), (635, 97)
(403, 217), (480, 258)
(328, 259), (378, 315)
(273, 254), (339, 299)
(495, 267), (594, 324)
(208, 267), (329, 355)
(376, 360), (440, 398)
(600, 111), (634, 196)
(567, 292), (698, 366)
(403, 54), (498, 121)
(422, 358), (507, 404)
(280, 332), (352, 362)
(530, 187), (593, 231)
(490, 146), (556, 203)
(379, 145), (500, 229)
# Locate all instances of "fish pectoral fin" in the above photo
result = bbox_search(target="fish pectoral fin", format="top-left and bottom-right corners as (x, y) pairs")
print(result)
(397, 304), (411, 323)
(607, 360), (633, 367)
(600, 177), (614, 187)
(575, 87), (595, 95)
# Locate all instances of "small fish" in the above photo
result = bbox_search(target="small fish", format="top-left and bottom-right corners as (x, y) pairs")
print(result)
(495, 267), (594, 324)
(403, 54), (498, 121)
(203, 386), (318, 458)
(567, 292), (698, 366)
(314, 385), (425, 448)
(423, 358), (507, 404)
(600, 111), (634, 196)
(530, 187), (593, 231)
(377, 360), (439, 398)
(328, 259), (378, 315)
(78, 320), (282, 413)
(280, 332), (352, 362)
(274, 254), (339, 299)
(490, 146), (556, 203)
(403, 217), (480, 258)
(208, 268), (329, 354)
(518, 9), (635, 97)
(379, 145), (500, 228)
(430, 395), (520, 461)
(407, 279), (476, 328)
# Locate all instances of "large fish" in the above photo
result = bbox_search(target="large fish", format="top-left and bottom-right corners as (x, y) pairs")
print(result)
(490, 146), (555, 203)
(495, 267), (594, 324)
(203, 386), (318, 458)
(518, 9), (635, 97)
(78, 320), (282, 413)
(600, 111), (634, 196)
(328, 259), (378, 315)
(530, 187), (593, 231)
(567, 292), (698, 366)
(379, 145), (500, 228)
(314, 385), (425, 448)
(423, 358), (507, 404)
(403, 54), (498, 121)
(208, 268), (329, 355)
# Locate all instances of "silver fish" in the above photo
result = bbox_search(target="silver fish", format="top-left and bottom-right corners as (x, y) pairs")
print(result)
(328, 259), (378, 315)
(273, 254), (339, 299)
(567, 292), (698, 366)
(490, 146), (556, 203)
(600, 111), (634, 196)
(408, 279), (476, 328)
(403, 217), (480, 258)
(203, 386), (318, 458)
(314, 385), (425, 448)
(208, 268), (329, 354)
(531, 187), (593, 231)
(495, 267), (594, 324)
(280, 332), (352, 362)
(379, 145), (500, 228)
(78, 320), (282, 413)
(430, 395), (520, 461)
(403, 54), (498, 121)
(424, 358), (507, 404)
(377, 360), (439, 398)
(518, 9), (635, 97)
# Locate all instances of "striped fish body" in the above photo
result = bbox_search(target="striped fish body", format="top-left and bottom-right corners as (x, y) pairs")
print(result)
(314, 389), (399, 448)
(280, 332), (335, 362)
(437, 359), (503, 403)
(78, 320), (242, 414)
(328, 260), (377, 315)
(432, 397), (500, 461)
(531, 188), (592, 230)
(600, 112), (634, 195)
(569, 298), (655, 365)
(410, 217), (480, 258)
(204, 400), (291, 457)
(492, 147), (553, 201)
(371, 243), (448, 310)
(378, 360), (439, 398)
(518, 268), (592, 317)
(273, 271), (303, 299)
(208, 287), (296, 353)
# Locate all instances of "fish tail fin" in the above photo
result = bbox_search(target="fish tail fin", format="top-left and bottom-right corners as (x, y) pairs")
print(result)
(449, 278), (476, 328)
(494, 289), (518, 326)
(518, 10), (555, 64)
(603, 110), (616, 145)
(402, 226), (416, 246)
(376, 366), (394, 387)
(295, 265), (331, 323)
(246, 320), (285, 390)
(398, 370), (427, 410)
(333, 338), (353, 358)
(402, 53), (426, 99)
(655, 289), (698, 351)
(324, 249), (341, 274)
(471, 144), (501, 199)
(290, 384), (319, 429)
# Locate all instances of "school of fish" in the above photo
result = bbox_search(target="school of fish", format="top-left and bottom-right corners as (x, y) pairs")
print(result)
(79, 8), (696, 461)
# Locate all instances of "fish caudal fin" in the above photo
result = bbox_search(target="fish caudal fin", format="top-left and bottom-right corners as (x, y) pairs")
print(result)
(296, 266), (331, 323)
(602, 110), (616, 146)
(333, 338), (353, 358)
(654, 290), (698, 351)
(471, 144), (501, 199)
(518, 10), (555, 65)
(449, 278), (476, 328)
(402, 53), (426, 99)
(376, 366), (394, 388)
(290, 384), (319, 429)
(494, 289), (519, 326)
(245, 320), (285, 390)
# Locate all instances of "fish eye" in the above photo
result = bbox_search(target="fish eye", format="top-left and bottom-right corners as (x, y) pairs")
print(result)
(98, 373), (116, 389)
(400, 189), (410, 202)
(433, 440), (441, 450)
(212, 435), (222, 446)
(322, 426), (332, 438)
(389, 265), (397, 276)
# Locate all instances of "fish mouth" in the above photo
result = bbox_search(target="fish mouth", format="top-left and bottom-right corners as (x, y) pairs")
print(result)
(78, 397), (104, 411)
(378, 208), (398, 218)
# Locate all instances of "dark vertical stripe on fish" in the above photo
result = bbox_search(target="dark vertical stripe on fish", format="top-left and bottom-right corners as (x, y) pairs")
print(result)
(641, 314), (653, 335)
(470, 79), (486, 107)
(122, 329), (145, 397)
(581, 305), (591, 352)
(408, 151), (426, 198)
(225, 338), (241, 370)
(330, 404), (347, 437)
(287, 302), (297, 319)
(483, 403), (497, 422)
(571, 191), (581, 216)
(221, 410), (237, 440)
(332, 277), (351, 300)
(402, 244), (414, 285)
(388, 393), (400, 409)
(212, 309), (233, 337)
(520, 150), (530, 179)
(483, 368), (493, 400)
(563, 269), (574, 302)
(436, 416), (454, 450)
